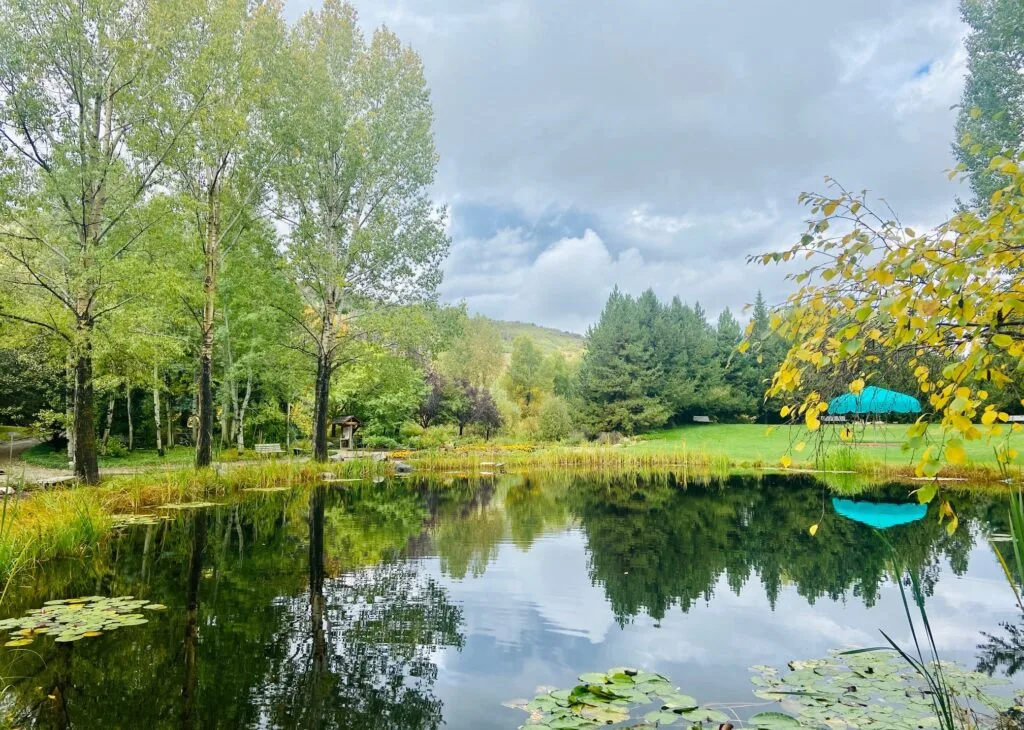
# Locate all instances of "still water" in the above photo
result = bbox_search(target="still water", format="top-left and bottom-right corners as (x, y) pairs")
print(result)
(0, 472), (1020, 728)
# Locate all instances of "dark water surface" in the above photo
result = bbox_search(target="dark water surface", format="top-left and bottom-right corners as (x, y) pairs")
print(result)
(1, 472), (1020, 728)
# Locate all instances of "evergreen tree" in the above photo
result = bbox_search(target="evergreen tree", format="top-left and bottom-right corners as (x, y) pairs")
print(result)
(576, 289), (670, 434)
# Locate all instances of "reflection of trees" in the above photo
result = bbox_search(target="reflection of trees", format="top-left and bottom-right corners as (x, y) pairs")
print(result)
(504, 474), (571, 549)
(0, 486), (463, 729)
(977, 610), (1024, 677)
(251, 487), (464, 729)
(567, 473), (985, 624)
(433, 482), (504, 579)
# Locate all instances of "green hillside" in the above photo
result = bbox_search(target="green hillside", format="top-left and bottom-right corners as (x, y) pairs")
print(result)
(488, 319), (586, 359)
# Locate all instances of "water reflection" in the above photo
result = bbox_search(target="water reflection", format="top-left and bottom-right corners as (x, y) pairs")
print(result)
(0, 472), (1015, 728)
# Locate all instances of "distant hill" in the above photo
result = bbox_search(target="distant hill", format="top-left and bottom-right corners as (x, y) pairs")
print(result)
(488, 319), (586, 360)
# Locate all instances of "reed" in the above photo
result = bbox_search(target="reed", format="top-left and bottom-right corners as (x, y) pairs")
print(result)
(0, 458), (385, 586)
(407, 443), (733, 477)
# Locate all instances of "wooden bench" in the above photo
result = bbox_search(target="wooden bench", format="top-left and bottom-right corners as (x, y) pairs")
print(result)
(693, 415), (711, 424)
(255, 443), (284, 457)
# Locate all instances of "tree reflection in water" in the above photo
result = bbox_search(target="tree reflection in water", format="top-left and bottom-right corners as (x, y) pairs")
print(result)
(0, 472), (1005, 728)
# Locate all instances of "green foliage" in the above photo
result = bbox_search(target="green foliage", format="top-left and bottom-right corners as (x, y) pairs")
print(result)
(504, 336), (547, 413)
(538, 396), (574, 441)
(955, 0), (1024, 205)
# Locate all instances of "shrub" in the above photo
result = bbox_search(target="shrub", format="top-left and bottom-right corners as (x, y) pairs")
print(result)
(105, 435), (128, 458)
(361, 435), (400, 450)
(538, 396), (573, 441)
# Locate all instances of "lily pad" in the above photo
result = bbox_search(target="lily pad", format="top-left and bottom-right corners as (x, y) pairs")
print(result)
(749, 712), (801, 729)
(643, 710), (681, 726)
(159, 501), (219, 510)
(0, 595), (166, 649)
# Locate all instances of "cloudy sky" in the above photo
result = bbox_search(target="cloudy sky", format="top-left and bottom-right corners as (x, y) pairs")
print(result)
(289, 0), (971, 333)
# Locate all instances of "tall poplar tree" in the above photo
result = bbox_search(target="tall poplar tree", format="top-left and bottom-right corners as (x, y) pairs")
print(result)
(163, 0), (286, 467)
(276, 1), (449, 462)
(0, 0), (192, 482)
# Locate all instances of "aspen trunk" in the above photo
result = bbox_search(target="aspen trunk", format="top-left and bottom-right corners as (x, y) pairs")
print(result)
(153, 364), (163, 457)
(125, 381), (133, 452)
(102, 396), (115, 454)
(72, 324), (99, 484)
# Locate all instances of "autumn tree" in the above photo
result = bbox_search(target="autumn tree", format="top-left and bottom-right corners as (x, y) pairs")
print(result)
(751, 162), (1024, 481)
(437, 314), (503, 389)
(503, 336), (546, 413)
(276, 1), (448, 461)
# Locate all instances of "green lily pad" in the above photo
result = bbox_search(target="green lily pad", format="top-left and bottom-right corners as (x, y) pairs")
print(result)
(4, 638), (32, 647)
(658, 694), (697, 711)
(749, 712), (801, 729)
(0, 595), (166, 648)
(644, 710), (681, 726)
(578, 672), (608, 684)
(680, 707), (730, 724)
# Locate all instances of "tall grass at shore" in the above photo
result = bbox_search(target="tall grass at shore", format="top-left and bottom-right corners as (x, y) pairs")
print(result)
(0, 459), (383, 586)
(407, 443), (733, 477)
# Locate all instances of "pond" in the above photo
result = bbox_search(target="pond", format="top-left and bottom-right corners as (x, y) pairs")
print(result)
(0, 472), (1020, 728)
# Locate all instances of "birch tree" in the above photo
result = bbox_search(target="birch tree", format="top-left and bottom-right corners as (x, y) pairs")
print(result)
(0, 0), (194, 482)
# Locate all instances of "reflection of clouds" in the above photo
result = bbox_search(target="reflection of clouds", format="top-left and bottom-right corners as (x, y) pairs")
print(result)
(424, 527), (1023, 724)
(429, 529), (615, 646)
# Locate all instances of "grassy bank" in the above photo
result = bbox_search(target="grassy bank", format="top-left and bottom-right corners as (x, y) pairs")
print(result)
(19, 443), (271, 470)
(397, 424), (1017, 482)
(0, 459), (381, 586)
(633, 423), (1018, 474)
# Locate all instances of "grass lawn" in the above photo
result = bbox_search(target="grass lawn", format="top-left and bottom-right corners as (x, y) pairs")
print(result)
(0, 425), (30, 440)
(631, 423), (1015, 469)
(18, 443), (269, 469)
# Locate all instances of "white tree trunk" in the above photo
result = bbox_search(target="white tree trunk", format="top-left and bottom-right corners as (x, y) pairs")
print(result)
(153, 364), (163, 456)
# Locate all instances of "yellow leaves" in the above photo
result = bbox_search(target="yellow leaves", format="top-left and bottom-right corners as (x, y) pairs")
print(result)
(794, 441), (806, 452)
(808, 523), (819, 537)
(779, 405), (792, 418)
(945, 442), (967, 466)
(992, 333), (1013, 348)
(981, 408), (998, 426)
(839, 427), (853, 442)
(737, 340), (750, 354)
(939, 500), (959, 536)
(849, 378), (865, 395)
(779, 455), (793, 468)
(805, 409), (820, 432)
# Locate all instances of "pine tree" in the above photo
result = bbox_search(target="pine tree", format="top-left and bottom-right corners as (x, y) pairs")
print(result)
(576, 289), (671, 434)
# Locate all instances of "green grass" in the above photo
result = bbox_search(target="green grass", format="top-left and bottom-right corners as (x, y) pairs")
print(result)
(0, 426), (29, 440)
(19, 443), (272, 470)
(632, 423), (1016, 471)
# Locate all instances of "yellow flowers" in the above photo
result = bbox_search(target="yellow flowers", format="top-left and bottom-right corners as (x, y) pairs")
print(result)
(779, 455), (792, 468)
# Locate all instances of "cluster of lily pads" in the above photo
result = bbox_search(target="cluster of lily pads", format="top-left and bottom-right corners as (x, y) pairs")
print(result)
(0, 596), (166, 647)
(510, 667), (799, 729)
(751, 650), (1016, 730)
(159, 501), (219, 510)
(112, 514), (172, 528)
